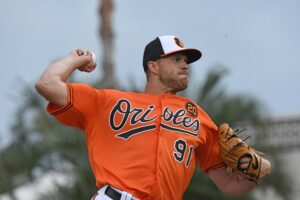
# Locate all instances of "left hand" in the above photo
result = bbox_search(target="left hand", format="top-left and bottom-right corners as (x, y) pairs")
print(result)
(218, 123), (271, 183)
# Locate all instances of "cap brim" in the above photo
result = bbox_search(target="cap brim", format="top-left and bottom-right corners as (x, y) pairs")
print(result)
(160, 48), (202, 64)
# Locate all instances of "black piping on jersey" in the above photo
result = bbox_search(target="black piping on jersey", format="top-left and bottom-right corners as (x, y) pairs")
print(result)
(203, 162), (226, 174)
(115, 124), (156, 140)
(51, 84), (74, 115)
(160, 123), (198, 137)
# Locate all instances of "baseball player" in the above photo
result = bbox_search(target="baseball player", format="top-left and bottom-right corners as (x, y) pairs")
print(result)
(36, 35), (271, 200)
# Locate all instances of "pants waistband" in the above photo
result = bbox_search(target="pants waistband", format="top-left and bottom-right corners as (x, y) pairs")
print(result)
(92, 185), (139, 200)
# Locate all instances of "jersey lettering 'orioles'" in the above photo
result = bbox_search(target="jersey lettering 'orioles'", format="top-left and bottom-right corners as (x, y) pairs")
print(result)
(47, 83), (224, 200)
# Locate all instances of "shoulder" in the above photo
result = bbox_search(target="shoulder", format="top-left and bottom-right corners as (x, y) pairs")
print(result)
(179, 96), (218, 131)
(68, 83), (127, 96)
(96, 89), (143, 99)
(169, 95), (218, 130)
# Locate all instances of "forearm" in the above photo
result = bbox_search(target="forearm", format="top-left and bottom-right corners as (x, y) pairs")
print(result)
(221, 170), (256, 196)
(209, 167), (255, 196)
(225, 157), (271, 196)
(41, 56), (79, 82)
(37, 56), (80, 93)
(35, 49), (94, 105)
(35, 56), (77, 105)
(209, 158), (271, 196)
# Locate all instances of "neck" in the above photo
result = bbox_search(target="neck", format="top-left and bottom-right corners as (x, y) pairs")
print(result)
(144, 81), (177, 95)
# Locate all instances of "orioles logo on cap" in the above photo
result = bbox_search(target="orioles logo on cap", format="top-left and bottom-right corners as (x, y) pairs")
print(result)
(174, 37), (184, 48)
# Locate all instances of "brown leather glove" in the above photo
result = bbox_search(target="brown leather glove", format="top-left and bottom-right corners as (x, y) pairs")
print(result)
(218, 123), (262, 183)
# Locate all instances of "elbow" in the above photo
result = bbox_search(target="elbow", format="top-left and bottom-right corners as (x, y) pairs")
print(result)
(35, 76), (67, 106)
(35, 79), (42, 94)
(35, 78), (47, 95)
(35, 76), (56, 97)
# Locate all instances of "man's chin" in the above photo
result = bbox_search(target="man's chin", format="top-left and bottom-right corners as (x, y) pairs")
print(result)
(181, 79), (189, 89)
(175, 82), (188, 93)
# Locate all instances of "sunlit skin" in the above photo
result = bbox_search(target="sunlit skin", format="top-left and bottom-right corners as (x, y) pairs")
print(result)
(157, 54), (189, 93)
(144, 53), (190, 94)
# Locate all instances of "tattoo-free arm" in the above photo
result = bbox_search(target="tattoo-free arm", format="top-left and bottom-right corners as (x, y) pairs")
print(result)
(208, 157), (271, 196)
(35, 49), (95, 106)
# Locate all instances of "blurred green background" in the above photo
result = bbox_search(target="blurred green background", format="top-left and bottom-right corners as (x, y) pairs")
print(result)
(0, 0), (299, 199)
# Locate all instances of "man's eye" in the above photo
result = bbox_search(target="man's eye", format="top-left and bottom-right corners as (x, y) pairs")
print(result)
(173, 56), (182, 61)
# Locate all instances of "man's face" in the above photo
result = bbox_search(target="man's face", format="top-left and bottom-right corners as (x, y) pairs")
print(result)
(156, 53), (189, 93)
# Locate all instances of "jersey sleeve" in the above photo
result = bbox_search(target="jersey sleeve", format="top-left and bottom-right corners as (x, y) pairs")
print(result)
(46, 83), (105, 130)
(196, 124), (225, 174)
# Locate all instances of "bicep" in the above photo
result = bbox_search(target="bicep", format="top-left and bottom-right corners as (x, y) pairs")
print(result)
(36, 79), (68, 106)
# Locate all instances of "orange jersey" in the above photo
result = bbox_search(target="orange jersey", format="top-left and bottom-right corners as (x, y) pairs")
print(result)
(47, 83), (224, 200)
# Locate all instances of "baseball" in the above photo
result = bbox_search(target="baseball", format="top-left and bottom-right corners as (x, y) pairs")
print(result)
(87, 50), (97, 66)
(77, 49), (97, 72)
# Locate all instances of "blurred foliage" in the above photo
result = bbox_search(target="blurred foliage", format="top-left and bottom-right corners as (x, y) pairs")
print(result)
(0, 85), (96, 199)
(0, 66), (294, 200)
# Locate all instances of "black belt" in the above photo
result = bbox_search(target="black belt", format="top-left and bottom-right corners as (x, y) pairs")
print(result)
(105, 186), (122, 200)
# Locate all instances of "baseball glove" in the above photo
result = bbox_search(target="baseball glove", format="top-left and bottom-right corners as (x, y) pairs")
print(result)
(218, 123), (262, 183)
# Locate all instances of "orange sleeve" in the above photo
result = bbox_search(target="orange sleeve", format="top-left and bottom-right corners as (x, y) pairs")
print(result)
(196, 125), (225, 173)
(46, 83), (105, 130)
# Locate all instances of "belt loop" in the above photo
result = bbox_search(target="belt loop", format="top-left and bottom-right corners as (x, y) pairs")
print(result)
(120, 191), (126, 200)
(127, 193), (132, 200)
(94, 184), (138, 200)
(122, 192), (132, 200)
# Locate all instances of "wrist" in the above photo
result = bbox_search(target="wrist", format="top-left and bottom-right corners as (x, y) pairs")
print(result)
(258, 158), (272, 181)
(62, 55), (82, 70)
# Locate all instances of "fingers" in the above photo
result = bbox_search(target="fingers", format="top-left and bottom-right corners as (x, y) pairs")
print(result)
(238, 157), (251, 170)
(78, 51), (96, 73)
(66, 49), (97, 73)
(78, 64), (96, 73)
(74, 48), (92, 57)
(70, 49), (91, 59)
(85, 49), (92, 56)
(76, 49), (85, 56)
(79, 49), (94, 64)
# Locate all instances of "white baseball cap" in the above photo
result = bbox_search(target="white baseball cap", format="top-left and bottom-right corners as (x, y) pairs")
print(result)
(143, 35), (202, 72)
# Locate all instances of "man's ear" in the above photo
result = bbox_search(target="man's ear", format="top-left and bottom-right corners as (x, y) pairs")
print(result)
(147, 61), (159, 76)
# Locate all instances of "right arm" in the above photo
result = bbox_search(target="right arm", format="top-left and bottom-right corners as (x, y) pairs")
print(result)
(35, 49), (96, 106)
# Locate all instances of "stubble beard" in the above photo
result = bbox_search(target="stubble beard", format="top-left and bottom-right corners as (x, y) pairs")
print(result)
(159, 73), (189, 93)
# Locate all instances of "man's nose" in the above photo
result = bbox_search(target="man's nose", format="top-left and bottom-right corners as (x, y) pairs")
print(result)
(181, 62), (189, 70)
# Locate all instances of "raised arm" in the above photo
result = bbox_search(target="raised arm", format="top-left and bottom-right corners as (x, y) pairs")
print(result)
(35, 49), (96, 106)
